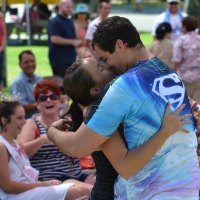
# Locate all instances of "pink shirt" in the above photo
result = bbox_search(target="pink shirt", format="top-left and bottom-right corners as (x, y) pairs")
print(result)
(0, 17), (4, 46)
(173, 31), (200, 83)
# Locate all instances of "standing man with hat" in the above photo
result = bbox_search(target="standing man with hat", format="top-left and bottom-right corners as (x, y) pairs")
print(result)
(152, 0), (187, 41)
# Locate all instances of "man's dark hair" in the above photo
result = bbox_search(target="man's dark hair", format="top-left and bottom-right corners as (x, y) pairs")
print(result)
(98, 1), (110, 9)
(19, 50), (35, 63)
(91, 16), (144, 53)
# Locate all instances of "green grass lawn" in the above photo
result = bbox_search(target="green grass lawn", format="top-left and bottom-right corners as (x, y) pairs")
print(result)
(4, 32), (152, 92)
(140, 32), (152, 47)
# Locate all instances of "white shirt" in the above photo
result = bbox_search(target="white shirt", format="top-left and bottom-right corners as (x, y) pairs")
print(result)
(151, 11), (187, 41)
(85, 17), (101, 41)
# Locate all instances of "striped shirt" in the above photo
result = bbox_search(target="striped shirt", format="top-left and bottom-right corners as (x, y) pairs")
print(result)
(30, 116), (82, 181)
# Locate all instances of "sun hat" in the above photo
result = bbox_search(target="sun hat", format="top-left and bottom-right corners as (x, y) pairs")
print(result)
(75, 3), (89, 14)
(167, 0), (180, 3)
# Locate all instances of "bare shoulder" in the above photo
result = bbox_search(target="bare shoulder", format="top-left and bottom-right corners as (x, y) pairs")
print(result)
(17, 118), (37, 141)
(0, 142), (8, 159)
(26, 118), (37, 127)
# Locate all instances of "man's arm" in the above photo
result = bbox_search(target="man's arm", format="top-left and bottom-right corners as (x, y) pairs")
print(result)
(85, 39), (91, 47)
(47, 122), (109, 157)
(50, 36), (82, 47)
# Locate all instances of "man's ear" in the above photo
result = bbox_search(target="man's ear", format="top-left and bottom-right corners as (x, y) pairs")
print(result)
(116, 39), (126, 53)
(90, 87), (101, 97)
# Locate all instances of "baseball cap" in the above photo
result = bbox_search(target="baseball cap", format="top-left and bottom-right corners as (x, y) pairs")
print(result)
(75, 3), (89, 14)
(167, 0), (180, 3)
(156, 22), (172, 39)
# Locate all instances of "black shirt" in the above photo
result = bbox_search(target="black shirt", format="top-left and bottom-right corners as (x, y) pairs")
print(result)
(85, 79), (125, 200)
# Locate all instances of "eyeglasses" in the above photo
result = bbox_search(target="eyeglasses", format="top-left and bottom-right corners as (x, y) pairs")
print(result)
(169, 2), (178, 5)
(38, 94), (59, 102)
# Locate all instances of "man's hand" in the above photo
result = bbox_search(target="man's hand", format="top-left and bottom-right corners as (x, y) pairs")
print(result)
(47, 119), (71, 142)
(72, 39), (82, 47)
(51, 119), (67, 131)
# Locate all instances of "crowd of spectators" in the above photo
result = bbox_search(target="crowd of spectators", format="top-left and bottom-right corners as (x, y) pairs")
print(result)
(0, 0), (200, 199)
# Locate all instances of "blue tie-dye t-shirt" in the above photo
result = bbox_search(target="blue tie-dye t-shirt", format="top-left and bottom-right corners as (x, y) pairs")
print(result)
(86, 57), (200, 199)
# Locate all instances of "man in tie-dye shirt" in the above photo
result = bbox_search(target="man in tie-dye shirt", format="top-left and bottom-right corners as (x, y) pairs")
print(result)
(48, 16), (200, 199)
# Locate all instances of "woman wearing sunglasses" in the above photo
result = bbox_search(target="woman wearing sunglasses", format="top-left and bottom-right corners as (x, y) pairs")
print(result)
(17, 79), (92, 199)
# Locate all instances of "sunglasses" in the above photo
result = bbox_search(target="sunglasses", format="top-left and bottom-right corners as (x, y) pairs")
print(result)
(169, 2), (178, 5)
(38, 94), (59, 102)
